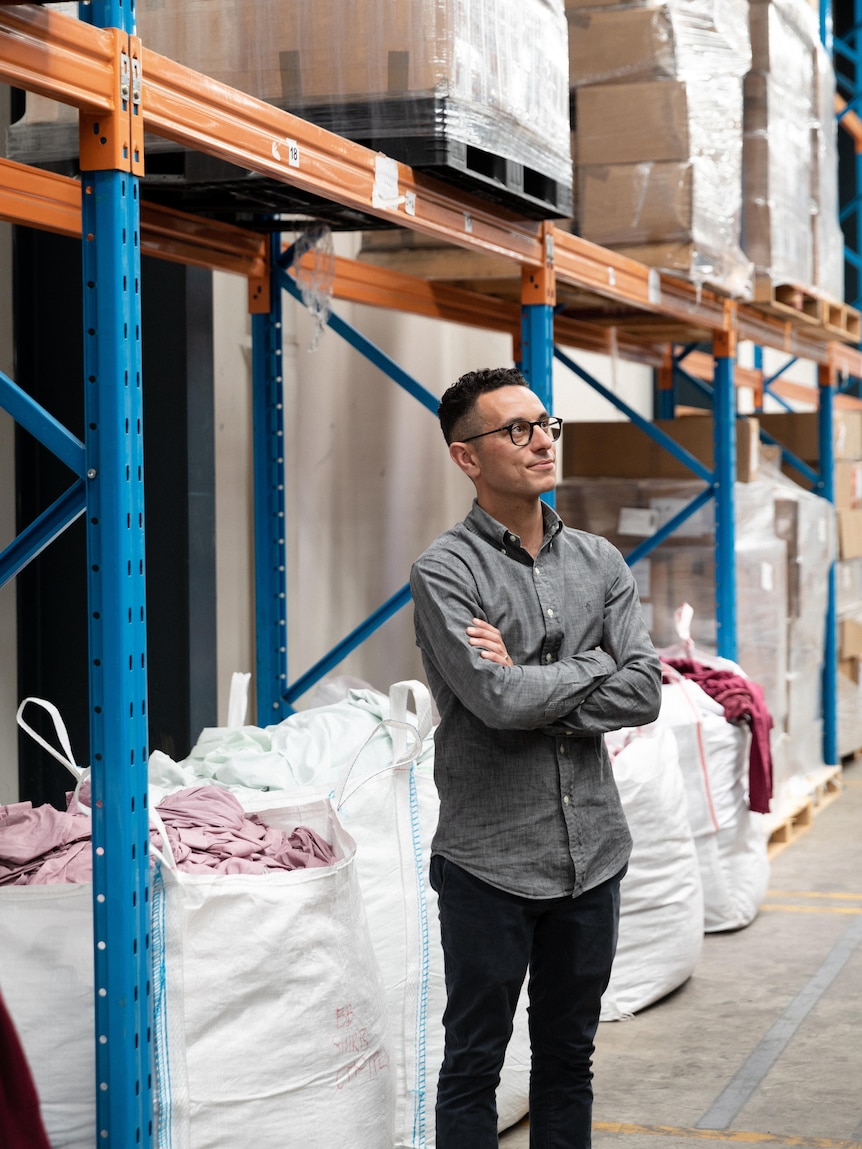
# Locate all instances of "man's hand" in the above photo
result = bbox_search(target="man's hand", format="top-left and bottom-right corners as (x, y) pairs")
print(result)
(466, 618), (513, 666)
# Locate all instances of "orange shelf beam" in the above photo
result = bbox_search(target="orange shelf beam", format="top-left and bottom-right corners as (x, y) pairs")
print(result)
(0, 156), (268, 277)
(0, 3), (115, 111)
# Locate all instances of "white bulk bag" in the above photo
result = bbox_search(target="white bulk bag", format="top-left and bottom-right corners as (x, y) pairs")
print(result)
(0, 699), (96, 1148)
(0, 882), (95, 1148)
(660, 675), (769, 931)
(151, 796), (394, 1149)
(602, 724), (704, 1021)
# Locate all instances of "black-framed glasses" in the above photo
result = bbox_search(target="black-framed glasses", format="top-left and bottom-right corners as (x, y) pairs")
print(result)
(462, 417), (563, 447)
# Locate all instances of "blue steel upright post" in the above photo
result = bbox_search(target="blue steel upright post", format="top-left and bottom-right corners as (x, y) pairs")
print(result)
(79, 0), (153, 1144)
(520, 225), (556, 506)
(818, 363), (839, 766)
(252, 236), (291, 724)
(713, 328), (738, 663)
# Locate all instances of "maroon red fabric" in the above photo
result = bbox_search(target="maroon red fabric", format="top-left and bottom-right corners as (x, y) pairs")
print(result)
(663, 658), (774, 814)
(0, 989), (51, 1149)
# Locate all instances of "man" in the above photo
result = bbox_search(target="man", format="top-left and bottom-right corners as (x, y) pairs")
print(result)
(410, 367), (662, 1148)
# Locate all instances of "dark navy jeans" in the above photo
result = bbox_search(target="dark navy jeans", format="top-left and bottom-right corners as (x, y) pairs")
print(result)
(429, 855), (625, 1149)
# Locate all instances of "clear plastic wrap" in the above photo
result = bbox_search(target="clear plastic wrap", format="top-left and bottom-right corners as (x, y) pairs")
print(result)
(569, 1), (752, 296)
(153, 0), (572, 185)
(812, 41), (845, 301)
(837, 557), (862, 617)
(769, 469), (836, 780)
(743, 0), (820, 287)
(9, 0), (572, 188)
(742, 72), (814, 287)
(568, 0), (752, 87)
(838, 673), (862, 758)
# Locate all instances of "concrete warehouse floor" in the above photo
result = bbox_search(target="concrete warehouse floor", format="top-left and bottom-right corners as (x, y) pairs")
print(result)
(499, 755), (862, 1149)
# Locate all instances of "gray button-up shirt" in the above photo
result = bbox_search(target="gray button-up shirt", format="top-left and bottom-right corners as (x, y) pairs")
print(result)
(410, 500), (662, 899)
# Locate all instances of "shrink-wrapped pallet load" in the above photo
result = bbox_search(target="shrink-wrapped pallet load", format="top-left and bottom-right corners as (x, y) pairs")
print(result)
(8, 0), (572, 219)
(568, 0), (753, 297)
(811, 41), (845, 302)
(743, 0), (820, 290)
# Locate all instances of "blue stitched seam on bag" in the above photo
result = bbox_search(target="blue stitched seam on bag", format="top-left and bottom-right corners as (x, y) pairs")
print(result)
(409, 764), (430, 1149)
(151, 865), (171, 1149)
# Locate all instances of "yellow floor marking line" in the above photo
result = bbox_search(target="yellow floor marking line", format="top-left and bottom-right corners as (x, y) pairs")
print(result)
(766, 891), (862, 901)
(760, 905), (862, 915)
(593, 1122), (861, 1147)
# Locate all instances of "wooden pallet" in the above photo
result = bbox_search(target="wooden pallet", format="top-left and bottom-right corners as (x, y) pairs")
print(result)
(766, 765), (843, 858)
(818, 297), (862, 343)
(752, 277), (862, 344)
(753, 277), (823, 324)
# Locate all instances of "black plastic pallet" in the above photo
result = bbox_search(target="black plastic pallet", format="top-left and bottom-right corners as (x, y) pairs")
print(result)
(293, 94), (573, 221)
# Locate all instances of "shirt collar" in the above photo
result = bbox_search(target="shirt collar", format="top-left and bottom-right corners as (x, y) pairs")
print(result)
(464, 499), (564, 555)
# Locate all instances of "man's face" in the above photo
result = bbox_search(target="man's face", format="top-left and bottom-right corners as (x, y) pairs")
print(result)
(457, 385), (558, 502)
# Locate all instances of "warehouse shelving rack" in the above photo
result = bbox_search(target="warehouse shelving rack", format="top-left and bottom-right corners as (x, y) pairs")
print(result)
(1, 0), (861, 1142)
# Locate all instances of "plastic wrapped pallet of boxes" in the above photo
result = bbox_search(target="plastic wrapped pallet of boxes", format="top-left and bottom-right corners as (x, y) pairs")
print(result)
(812, 40), (845, 302)
(770, 468), (835, 788)
(8, 0), (572, 217)
(744, 0), (820, 290)
(836, 552), (862, 756)
(567, 0), (753, 297)
(166, 0), (572, 215)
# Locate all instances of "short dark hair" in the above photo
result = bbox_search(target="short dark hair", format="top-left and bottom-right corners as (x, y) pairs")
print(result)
(438, 366), (528, 445)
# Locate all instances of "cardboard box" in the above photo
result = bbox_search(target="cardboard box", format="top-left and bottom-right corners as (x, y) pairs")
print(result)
(748, 0), (818, 93)
(742, 71), (814, 285)
(837, 557), (862, 615)
(568, 6), (677, 87)
(562, 417), (761, 482)
(757, 411), (862, 463)
(575, 81), (690, 166)
(648, 546), (717, 647)
(838, 509), (862, 560)
(839, 657), (861, 685)
(835, 460), (862, 510)
(839, 616), (862, 659)
(578, 162), (694, 246)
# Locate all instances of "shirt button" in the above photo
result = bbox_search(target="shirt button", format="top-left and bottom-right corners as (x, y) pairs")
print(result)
(547, 608), (555, 618)
(500, 547), (506, 553)
(563, 795), (570, 805)
(545, 653), (552, 662)
(508, 533), (518, 543)
(559, 744), (566, 754)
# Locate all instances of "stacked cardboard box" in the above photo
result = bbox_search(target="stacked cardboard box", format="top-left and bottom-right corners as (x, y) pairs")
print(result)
(567, 0), (753, 297)
(811, 42), (845, 301)
(758, 410), (862, 566)
(771, 478), (834, 783)
(757, 410), (862, 755)
(743, 0), (820, 287)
